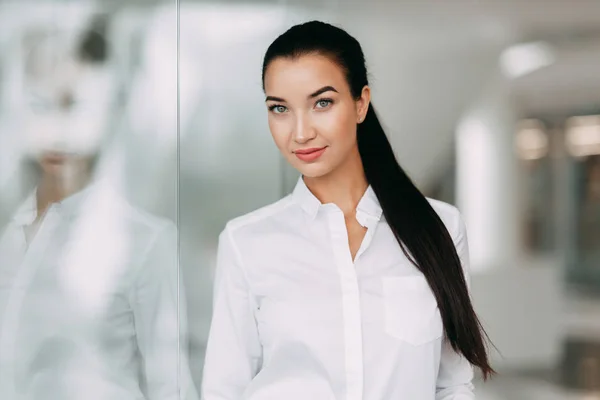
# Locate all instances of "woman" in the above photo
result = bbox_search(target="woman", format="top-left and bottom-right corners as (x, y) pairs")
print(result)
(0, 13), (197, 400)
(202, 21), (493, 399)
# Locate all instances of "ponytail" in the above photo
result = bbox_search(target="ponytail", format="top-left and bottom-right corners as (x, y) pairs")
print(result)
(357, 104), (494, 379)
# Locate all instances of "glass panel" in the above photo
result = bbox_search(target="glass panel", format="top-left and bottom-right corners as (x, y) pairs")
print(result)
(0, 1), (192, 398)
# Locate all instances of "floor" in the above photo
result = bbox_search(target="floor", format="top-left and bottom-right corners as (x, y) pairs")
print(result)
(476, 374), (600, 400)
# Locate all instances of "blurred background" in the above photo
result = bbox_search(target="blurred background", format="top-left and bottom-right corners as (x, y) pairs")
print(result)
(0, 0), (599, 399)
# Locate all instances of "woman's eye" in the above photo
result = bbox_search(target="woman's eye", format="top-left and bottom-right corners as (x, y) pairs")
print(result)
(316, 99), (332, 109)
(270, 105), (287, 114)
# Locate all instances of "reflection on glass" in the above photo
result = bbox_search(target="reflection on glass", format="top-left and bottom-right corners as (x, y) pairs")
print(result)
(0, 5), (197, 399)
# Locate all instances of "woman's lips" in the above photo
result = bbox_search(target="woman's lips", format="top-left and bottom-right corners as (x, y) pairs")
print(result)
(294, 147), (327, 162)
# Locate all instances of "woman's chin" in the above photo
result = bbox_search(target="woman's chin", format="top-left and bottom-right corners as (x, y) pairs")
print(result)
(295, 164), (333, 179)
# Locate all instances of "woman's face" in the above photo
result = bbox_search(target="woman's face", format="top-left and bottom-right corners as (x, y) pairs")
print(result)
(19, 35), (116, 177)
(263, 54), (370, 179)
(22, 62), (115, 176)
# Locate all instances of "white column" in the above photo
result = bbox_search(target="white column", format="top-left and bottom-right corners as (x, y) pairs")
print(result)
(456, 72), (521, 272)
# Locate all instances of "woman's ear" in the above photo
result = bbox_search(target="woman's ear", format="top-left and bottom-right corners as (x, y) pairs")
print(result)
(356, 85), (371, 123)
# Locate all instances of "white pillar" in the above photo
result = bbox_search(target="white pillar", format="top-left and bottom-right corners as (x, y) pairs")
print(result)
(456, 72), (521, 272)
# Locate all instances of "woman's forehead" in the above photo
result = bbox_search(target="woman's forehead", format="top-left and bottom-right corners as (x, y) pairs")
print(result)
(264, 54), (348, 96)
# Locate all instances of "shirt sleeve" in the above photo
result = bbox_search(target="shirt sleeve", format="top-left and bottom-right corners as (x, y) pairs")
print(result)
(201, 225), (263, 400)
(131, 222), (199, 400)
(435, 211), (476, 400)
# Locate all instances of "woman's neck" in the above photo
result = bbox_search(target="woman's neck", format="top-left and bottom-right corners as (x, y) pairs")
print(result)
(36, 165), (91, 218)
(304, 148), (368, 216)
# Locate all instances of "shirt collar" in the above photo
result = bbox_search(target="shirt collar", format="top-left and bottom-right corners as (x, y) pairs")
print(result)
(292, 177), (321, 220)
(12, 192), (37, 227)
(357, 185), (383, 221)
(12, 183), (96, 227)
(291, 176), (383, 221)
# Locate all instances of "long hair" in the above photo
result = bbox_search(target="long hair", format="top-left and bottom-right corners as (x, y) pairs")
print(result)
(262, 20), (494, 379)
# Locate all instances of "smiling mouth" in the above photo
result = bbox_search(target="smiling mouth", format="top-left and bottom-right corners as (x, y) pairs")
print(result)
(294, 147), (327, 162)
(41, 151), (71, 165)
(294, 147), (327, 155)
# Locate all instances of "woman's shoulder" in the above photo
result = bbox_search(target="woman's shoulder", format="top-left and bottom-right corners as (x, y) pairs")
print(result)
(222, 195), (296, 238)
(425, 197), (465, 240)
(84, 182), (176, 242)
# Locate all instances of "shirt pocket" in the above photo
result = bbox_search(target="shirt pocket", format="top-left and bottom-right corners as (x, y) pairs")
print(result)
(381, 275), (443, 346)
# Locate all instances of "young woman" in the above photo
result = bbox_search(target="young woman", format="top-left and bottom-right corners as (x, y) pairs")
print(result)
(202, 21), (494, 399)
(0, 15), (197, 400)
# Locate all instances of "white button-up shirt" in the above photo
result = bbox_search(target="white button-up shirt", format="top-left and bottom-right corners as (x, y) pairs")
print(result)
(0, 181), (198, 400)
(202, 178), (475, 400)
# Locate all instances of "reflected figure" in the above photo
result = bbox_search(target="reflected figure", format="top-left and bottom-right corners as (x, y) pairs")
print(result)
(0, 13), (197, 400)
(202, 22), (493, 399)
